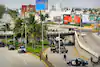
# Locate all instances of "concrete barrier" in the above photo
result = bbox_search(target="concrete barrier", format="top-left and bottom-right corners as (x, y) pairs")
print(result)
(75, 31), (99, 58)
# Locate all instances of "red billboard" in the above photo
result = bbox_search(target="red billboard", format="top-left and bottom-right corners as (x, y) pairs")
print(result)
(63, 14), (81, 24)
(21, 5), (36, 16)
(21, 5), (27, 16)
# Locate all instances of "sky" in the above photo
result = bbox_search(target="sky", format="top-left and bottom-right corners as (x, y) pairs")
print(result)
(0, 0), (100, 9)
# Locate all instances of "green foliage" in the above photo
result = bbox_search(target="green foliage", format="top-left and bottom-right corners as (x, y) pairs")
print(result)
(45, 13), (49, 18)
(40, 14), (45, 21)
(8, 9), (18, 19)
(26, 45), (49, 53)
(14, 18), (24, 37)
(40, 40), (49, 45)
(14, 14), (48, 47)
(44, 22), (57, 24)
(0, 4), (5, 19)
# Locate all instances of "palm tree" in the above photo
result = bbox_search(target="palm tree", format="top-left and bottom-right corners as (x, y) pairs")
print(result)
(14, 18), (24, 40)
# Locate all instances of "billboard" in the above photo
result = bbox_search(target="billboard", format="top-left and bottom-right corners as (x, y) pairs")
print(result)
(82, 14), (96, 23)
(36, 0), (48, 11)
(21, 5), (36, 17)
(63, 14), (81, 24)
(21, 5), (27, 16)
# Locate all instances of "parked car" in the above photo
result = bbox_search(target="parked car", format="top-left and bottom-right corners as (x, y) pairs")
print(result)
(18, 46), (26, 53)
(67, 58), (88, 66)
(8, 45), (15, 50)
(51, 46), (68, 53)
(0, 42), (5, 47)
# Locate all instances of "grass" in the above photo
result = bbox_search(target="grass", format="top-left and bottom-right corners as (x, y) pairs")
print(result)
(26, 45), (49, 53)
(44, 22), (57, 24)
(68, 23), (92, 26)
(40, 40), (49, 45)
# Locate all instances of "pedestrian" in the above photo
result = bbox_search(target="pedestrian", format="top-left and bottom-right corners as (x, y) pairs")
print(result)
(75, 59), (78, 65)
(64, 53), (66, 61)
(40, 53), (42, 61)
(90, 57), (93, 62)
(46, 54), (48, 61)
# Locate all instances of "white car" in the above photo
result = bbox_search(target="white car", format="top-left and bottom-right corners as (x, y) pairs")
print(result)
(18, 46), (26, 53)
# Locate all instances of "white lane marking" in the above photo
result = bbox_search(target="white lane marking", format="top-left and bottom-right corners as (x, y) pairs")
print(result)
(23, 60), (28, 65)
(17, 54), (28, 65)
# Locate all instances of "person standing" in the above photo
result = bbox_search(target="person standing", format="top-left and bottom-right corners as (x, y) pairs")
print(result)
(64, 53), (66, 61)
(46, 54), (48, 61)
(40, 52), (42, 61)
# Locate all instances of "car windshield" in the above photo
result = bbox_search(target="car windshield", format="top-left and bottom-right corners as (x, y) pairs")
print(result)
(20, 46), (25, 49)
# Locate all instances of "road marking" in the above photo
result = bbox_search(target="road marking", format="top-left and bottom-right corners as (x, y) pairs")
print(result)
(74, 47), (80, 57)
(23, 59), (28, 65)
(74, 47), (88, 61)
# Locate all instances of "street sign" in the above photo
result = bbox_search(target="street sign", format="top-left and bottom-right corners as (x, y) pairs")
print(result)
(36, 0), (48, 11)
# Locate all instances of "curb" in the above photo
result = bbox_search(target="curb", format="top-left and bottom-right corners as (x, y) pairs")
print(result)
(26, 52), (48, 67)
(42, 48), (55, 67)
(42, 48), (49, 56)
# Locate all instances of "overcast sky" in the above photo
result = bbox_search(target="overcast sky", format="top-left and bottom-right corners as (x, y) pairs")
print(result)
(0, 0), (100, 9)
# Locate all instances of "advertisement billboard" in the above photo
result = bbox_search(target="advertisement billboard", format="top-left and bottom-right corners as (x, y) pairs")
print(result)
(63, 14), (81, 24)
(36, 0), (48, 11)
(21, 5), (36, 17)
(82, 14), (96, 23)
(21, 5), (27, 16)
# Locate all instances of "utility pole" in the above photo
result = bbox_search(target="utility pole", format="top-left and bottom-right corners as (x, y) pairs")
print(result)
(80, 14), (82, 34)
(25, 22), (27, 48)
(40, 11), (44, 52)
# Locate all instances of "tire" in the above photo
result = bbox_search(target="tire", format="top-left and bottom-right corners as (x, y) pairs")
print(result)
(82, 63), (85, 66)
(66, 51), (68, 53)
(57, 51), (59, 53)
(53, 51), (55, 53)
(51, 49), (52, 51)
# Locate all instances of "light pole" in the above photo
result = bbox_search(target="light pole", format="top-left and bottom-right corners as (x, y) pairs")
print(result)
(25, 22), (27, 48)
(21, 22), (27, 48)
(80, 14), (82, 34)
(3, 24), (7, 46)
(59, 23), (60, 54)
(42, 20), (44, 51)
(6, 25), (7, 46)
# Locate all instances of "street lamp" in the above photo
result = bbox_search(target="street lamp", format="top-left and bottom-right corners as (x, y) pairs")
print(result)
(3, 24), (7, 46)
(21, 22), (27, 48)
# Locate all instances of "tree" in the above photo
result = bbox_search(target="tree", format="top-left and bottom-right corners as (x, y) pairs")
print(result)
(0, 4), (5, 19)
(14, 18), (24, 38)
(3, 23), (11, 31)
(8, 9), (18, 19)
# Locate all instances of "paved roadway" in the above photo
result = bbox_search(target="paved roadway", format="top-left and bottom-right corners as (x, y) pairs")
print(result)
(44, 35), (97, 67)
(79, 32), (100, 56)
(0, 47), (45, 67)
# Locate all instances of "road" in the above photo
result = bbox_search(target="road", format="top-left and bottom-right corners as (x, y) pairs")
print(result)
(45, 35), (94, 67)
(0, 47), (45, 67)
(79, 32), (100, 55)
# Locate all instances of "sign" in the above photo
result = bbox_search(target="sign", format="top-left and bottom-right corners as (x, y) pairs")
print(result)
(82, 14), (96, 23)
(21, 5), (27, 16)
(36, 0), (48, 11)
(21, 5), (36, 17)
(63, 14), (81, 24)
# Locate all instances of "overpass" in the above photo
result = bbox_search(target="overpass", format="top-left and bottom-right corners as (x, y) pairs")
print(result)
(47, 31), (75, 45)
(47, 31), (74, 37)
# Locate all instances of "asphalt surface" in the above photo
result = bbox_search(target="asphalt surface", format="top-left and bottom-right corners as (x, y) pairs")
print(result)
(45, 36), (93, 67)
(0, 47), (45, 67)
(79, 32), (100, 55)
